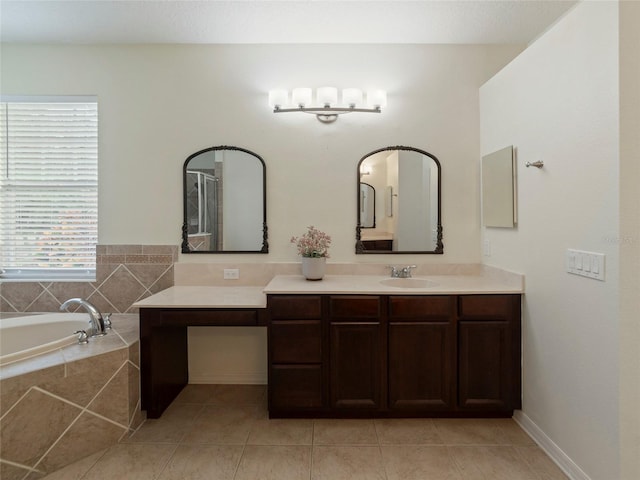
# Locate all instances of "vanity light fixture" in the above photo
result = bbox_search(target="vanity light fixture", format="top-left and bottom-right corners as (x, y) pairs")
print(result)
(268, 87), (387, 123)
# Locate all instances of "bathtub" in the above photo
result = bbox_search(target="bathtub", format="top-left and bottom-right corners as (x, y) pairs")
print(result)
(0, 313), (143, 478)
(0, 313), (89, 366)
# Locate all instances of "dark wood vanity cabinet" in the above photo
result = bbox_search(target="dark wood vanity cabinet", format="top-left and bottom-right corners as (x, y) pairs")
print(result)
(267, 293), (521, 418)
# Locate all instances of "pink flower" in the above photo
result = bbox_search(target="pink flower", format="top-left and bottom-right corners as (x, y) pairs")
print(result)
(290, 226), (332, 258)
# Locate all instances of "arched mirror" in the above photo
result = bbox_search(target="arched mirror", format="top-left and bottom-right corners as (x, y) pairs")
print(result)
(356, 146), (443, 254)
(182, 146), (268, 253)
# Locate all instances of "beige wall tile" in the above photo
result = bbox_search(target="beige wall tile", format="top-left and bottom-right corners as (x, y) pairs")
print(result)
(1, 283), (44, 311)
(87, 364), (130, 426)
(98, 267), (146, 313)
(106, 245), (142, 255)
(26, 291), (62, 313)
(36, 413), (126, 475)
(0, 461), (32, 480)
(0, 389), (81, 466)
(0, 364), (65, 410)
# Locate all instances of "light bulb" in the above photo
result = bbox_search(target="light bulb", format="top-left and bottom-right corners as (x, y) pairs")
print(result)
(316, 87), (338, 107)
(342, 88), (363, 108)
(292, 87), (312, 108)
(268, 89), (288, 109)
(367, 89), (387, 109)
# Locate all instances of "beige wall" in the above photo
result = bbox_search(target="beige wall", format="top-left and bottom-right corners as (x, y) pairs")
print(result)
(0, 43), (522, 263)
(480, 2), (622, 479)
(618, 1), (640, 479)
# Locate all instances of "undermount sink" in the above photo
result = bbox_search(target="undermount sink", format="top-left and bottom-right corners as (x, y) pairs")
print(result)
(379, 278), (439, 289)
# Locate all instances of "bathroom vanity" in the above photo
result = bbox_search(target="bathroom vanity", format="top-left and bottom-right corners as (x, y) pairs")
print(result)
(264, 274), (522, 418)
(136, 271), (522, 419)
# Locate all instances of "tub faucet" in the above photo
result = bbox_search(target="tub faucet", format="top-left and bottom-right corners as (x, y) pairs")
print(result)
(60, 298), (107, 337)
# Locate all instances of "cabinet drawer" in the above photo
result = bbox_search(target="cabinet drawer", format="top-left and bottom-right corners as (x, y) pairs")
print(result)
(270, 321), (322, 363)
(329, 296), (381, 319)
(160, 309), (258, 326)
(458, 295), (517, 320)
(389, 296), (452, 320)
(270, 365), (323, 409)
(268, 295), (322, 319)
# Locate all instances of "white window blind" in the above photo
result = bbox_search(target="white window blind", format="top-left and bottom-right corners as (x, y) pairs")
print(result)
(0, 98), (98, 280)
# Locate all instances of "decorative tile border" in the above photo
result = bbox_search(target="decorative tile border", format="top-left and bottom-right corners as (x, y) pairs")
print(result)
(0, 245), (177, 314)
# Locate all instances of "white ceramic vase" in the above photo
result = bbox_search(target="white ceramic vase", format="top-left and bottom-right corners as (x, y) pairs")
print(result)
(301, 256), (326, 281)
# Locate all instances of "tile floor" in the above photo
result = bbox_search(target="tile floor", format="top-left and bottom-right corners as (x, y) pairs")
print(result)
(39, 384), (568, 480)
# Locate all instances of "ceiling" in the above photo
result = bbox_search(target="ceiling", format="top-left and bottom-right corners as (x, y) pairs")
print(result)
(0, 0), (577, 45)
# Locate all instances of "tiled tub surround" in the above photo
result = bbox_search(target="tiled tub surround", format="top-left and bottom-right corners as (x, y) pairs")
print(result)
(0, 314), (142, 480)
(0, 245), (177, 315)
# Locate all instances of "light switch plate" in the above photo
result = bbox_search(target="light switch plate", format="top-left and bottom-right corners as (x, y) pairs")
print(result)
(566, 249), (605, 281)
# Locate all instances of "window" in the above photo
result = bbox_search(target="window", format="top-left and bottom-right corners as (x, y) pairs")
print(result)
(0, 96), (98, 280)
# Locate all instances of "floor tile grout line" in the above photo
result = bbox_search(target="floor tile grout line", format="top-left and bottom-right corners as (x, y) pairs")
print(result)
(149, 442), (180, 480)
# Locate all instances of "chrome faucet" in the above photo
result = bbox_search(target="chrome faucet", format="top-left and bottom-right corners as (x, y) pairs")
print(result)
(387, 265), (417, 278)
(60, 298), (107, 337)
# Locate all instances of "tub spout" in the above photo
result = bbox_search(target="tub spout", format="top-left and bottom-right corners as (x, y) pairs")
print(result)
(60, 298), (107, 337)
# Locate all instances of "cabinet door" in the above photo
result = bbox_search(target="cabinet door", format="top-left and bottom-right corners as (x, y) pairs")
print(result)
(388, 296), (454, 411)
(458, 321), (511, 410)
(330, 322), (383, 409)
(388, 322), (453, 410)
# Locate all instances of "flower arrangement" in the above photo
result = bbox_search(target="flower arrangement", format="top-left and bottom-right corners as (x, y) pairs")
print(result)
(290, 226), (332, 258)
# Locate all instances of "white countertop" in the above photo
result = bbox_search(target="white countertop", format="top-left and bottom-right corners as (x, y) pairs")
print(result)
(132, 286), (267, 309)
(133, 270), (522, 308)
(263, 274), (523, 295)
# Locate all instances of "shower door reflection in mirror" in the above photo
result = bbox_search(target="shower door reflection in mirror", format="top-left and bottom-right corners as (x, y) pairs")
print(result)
(182, 146), (267, 253)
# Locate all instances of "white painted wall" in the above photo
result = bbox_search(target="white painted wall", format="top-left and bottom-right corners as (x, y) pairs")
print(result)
(0, 43), (522, 264)
(480, 2), (620, 479)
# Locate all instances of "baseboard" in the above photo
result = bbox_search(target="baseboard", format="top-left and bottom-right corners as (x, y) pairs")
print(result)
(514, 410), (591, 480)
(188, 372), (267, 385)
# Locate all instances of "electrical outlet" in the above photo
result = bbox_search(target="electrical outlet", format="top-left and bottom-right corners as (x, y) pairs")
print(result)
(223, 269), (240, 280)
(483, 239), (491, 257)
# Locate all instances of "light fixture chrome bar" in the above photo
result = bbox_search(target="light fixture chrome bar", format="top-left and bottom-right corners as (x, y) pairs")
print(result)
(273, 106), (381, 123)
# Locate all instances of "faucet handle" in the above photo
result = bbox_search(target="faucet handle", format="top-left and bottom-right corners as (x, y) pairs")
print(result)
(103, 313), (112, 331)
(74, 330), (89, 344)
(402, 265), (417, 278)
(386, 265), (400, 277)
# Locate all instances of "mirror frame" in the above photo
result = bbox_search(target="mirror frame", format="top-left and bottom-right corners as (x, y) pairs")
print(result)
(181, 145), (268, 254)
(355, 145), (443, 254)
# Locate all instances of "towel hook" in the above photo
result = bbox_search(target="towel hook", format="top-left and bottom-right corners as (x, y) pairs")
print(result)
(526, 161), (544, 169)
